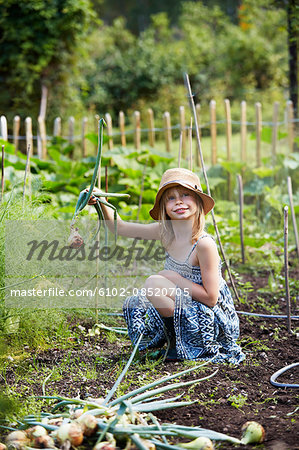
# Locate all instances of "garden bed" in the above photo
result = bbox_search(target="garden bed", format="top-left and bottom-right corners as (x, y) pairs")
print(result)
(1, 267), (298, 449)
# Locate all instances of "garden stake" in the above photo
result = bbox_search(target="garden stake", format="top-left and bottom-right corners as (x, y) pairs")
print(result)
(287, 176), (299, 260)
(22, 144), (31, 208)
(184, 73), (240, 302)
(189, 117), (193, 171)
(283, 205), (292, 333)
(137, 161), (147, 221)
(1, 145), (4, 203)
(237, 174), (245, 264)
(178, 130), (183, 167)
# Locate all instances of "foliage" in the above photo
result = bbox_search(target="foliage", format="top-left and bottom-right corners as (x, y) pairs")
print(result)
(0, 0), (96, 120)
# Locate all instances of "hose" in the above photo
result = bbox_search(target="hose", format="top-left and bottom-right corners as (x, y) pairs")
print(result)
(270, 362), (299, 388)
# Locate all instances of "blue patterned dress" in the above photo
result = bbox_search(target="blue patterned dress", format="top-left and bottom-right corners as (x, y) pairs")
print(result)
(123, 235), (245, 364)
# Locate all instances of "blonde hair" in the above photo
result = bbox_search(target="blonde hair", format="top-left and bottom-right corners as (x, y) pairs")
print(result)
(158, 188), (205, 249)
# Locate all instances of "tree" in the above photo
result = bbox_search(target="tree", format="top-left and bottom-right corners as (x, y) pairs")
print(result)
(0, 0), (95, 119)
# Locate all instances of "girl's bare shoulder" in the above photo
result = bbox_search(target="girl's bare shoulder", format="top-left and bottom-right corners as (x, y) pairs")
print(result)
(196, 235), (220, 260)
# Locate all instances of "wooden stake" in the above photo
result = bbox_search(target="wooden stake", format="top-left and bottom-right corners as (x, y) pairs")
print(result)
(1, 145), (4, 203)
(22, 144), (31, 208)
(119, 111), (126, 147)
(255, 102), (262, 167)
(105, 113), (113, 149)
(68, 116), (75, 158)
(210, 100), (217, 165)
(178, 131), (182, 167)
(184, 73), (240, 302)
(82, 117), (88, 157)
(13, 115), (20, 153)
(25, 117), (33, 157)
(179, 106), (186, 157)
(195, 103), (201, 167)
(189, 117), (193, 171)
(163, 111), (172, 153)
(287, 176), (299, 260)
(94, 114), (100, 153)
(38, 115), (47, 159)
(53, 117), (61, 140)
(237, 174), (245, 264)
(147, 108), (155, 147)
(224, 99), (232, 200)
(283, 205), (292, 333)
(0, 116), (8, 141)
(133, 111), (141, 150)
(137, 162), (147, 221)
(240, 101), (247, 163)
(271, 101), (279, 165)
(286, 100), (294, 152)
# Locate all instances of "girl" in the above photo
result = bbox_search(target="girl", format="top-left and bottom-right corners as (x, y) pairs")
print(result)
(88, 168), (245, 363)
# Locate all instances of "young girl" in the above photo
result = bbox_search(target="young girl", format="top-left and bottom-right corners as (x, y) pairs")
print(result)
(88, 168), (245, 364)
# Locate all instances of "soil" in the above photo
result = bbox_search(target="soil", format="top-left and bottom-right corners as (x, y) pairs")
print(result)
(1, 267), (298, 449)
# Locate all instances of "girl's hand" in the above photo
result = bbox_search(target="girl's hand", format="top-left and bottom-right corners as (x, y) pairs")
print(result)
(85, 189), (97, 205)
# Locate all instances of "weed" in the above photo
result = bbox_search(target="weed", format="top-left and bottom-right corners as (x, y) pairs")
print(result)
(227, 393), (247, 409)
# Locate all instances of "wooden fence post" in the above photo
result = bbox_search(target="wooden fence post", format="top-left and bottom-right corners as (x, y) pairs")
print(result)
(210, 100), (217, 165)
(133, 111), (141, 150)
(13, 115), (20, 153)
(81, 117), (88, 157)
(240, 101), (247, 163)
(105, 113), (113, 149)
(189, 118), (193, 171)
(38, 116), (47, 159)
(25, 117), (33, 156)
(163, 111), (172, 153)
(179, 106), (186, 157)
(147, 108), (155, 147)
(255, 102), (262, 167)
(0, 116), (8, 142)
(224, 99), (232, 200)
(286, 100), (294, 152)
(119, 111), (126, 147)
(237, 174), (245, 264)
(271, 101), (279, 165)
(53, 117), (61, 139)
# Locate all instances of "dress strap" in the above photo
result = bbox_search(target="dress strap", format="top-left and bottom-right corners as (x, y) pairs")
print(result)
(185, 233), (209, 263)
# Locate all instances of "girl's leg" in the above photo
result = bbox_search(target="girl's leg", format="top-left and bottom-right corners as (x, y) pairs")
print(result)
(143, 275), (176, 317)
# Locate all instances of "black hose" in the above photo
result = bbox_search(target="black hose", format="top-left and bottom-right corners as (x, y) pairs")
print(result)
(270, 362), (299, 388)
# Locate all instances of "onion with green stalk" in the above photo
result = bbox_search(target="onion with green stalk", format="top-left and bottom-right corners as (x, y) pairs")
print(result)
(68, 118), (129, 248)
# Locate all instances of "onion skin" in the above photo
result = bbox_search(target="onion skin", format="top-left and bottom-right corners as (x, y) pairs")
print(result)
(241, 421), (265, 444)
(77, 413), (98, 436)
(56, 422), (84, 446)
(93, 443), (117, 450)
(179, 436), (214, 449)
(26, 425), (48, 439)
(68, 226), (84, 248)
(5, 431), (28, 446)
(33, 435), (56, 448)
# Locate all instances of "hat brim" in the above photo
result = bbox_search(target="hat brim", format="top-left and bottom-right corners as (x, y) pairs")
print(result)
(149, 181), (215, 220)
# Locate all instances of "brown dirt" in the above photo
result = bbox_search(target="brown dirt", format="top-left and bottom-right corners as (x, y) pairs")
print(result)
(1, 268), (298, 449)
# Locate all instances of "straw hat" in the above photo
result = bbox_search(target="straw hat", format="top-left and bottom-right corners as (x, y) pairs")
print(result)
(149, 168), (214, 220)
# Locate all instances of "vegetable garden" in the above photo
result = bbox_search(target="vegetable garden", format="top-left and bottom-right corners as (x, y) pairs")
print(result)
(0, 89), (298, 449)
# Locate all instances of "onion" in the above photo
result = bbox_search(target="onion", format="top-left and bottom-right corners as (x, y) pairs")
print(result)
(241, 421), (265, 444)
(26, 425), (48, 440)
(56, 422), (84, 446)
(68, 226), (84, 248)
(77, 413), (98, 436)
(71, 408), (84, 419)
(33, 435), (56, 448)
(93, 442), (116, 450)
(0, 443), (7, 450)
(179, 436), (214, 449)
(5, 431), (28, 446)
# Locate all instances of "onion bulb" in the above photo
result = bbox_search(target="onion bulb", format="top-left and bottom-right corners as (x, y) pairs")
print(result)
(68, 226), (84, 248)
(5, 431), (28, 446)
(77, 413), (98, 436)
(241, 421), (265, 444)
(93, 442), (116, 450)
(56, 422), (84, 446)
(33, 435), (56, 448)
(179, 436), (214, 449)
(26, 425), (47, 440)
(0, 443), (7, 450)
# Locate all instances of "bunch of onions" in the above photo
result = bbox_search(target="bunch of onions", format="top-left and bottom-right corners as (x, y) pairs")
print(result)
(241, 421), (265, 444)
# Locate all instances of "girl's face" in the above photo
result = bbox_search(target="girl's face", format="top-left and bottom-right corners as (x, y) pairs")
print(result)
(164, 187), (198, 220)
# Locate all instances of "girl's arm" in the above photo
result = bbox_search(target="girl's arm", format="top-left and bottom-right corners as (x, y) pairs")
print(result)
(159, 238), (220, 308)
(88, 194), (160, 240)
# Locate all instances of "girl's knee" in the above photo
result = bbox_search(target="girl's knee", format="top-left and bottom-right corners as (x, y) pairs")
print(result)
(144, 275), (164, 290)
